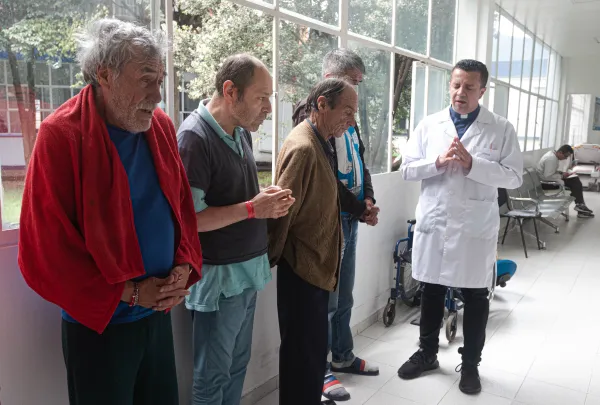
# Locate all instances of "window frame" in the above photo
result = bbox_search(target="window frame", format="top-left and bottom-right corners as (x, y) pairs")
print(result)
(487, 6), (562, 155)
(1, 0), (463, 234)
(170, 0), (460, 177)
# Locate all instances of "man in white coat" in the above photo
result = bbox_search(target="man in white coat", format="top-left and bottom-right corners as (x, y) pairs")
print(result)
(398, 60), (523, 395)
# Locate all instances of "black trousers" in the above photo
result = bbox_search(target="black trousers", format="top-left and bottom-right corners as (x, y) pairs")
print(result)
(277, 259), (329, 405)
(564, 176), (585, 205)
(62, 312), (178, 405)
(419, 283), (489, 365)
(542, 177), (585, 205)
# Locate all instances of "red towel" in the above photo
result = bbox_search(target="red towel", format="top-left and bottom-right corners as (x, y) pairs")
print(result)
(18, 84), (202, 334)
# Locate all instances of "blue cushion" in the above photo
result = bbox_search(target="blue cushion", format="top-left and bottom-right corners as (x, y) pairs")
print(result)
(497, 259), (517, 277)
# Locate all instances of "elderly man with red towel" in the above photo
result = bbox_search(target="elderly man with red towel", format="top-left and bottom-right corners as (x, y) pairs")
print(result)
(18, 18), (202, 405)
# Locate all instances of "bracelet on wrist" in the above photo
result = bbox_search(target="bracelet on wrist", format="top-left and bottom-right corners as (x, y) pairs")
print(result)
(245, 201), (256, 219)
(129, 282), (140, 307)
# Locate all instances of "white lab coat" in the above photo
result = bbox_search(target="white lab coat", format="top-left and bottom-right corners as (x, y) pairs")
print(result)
(400, 106), (523, 289)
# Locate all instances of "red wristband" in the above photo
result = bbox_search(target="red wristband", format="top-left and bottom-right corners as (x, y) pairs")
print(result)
(245, 201), (255, 219)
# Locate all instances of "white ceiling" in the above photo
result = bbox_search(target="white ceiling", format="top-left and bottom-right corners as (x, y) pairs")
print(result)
(497, 0), (600, 58)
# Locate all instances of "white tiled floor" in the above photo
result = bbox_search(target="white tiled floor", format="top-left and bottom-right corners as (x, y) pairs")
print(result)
(256, 191), (600, 405)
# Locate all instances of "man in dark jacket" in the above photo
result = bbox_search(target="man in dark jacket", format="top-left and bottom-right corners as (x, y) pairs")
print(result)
(292, 49), (380, 403)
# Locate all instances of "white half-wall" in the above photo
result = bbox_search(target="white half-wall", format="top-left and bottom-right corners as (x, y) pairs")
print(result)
(0, 171), (421, 405)
(523, 148), (552, 168)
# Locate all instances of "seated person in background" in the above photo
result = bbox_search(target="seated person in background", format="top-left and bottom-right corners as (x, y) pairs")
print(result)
(537, 145), (594, 218)
(268, 78), (358, 405)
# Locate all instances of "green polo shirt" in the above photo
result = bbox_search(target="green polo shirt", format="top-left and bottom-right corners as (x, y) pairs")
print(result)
(185, 100), (272, 312)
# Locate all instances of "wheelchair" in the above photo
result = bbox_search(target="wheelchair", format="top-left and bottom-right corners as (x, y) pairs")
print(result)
(382, 219), (420, 327)
(383, 219), (519, 344)
(444, 259), (517, 342)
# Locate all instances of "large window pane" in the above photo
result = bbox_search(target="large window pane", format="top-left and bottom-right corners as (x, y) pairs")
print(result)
(5, 61), (28, 85)
(412, 62), (426, 130)
(539, 45), (550, 97)
(491, 10), (500, 78)
(534, 98), (544, 150)
(551, 53), (561, 100)
(549, 101), (559, 147)
(349, 0), (392, 43)
(526, 95), (537, 151)
(51, 63), (71, 86)
(542, 98), (553, 149)
(497, 14), (513, 83)
(510, 24), (524, 88)
(1, 0), (158, 230)
(531, 39), (543, 95)
(493, 83), (509, 119)
(52, 88), (72, 109)
(392, 54), (415, 170)
(34, 62), (50, 86)
(279, 0), (339, 26)
(488, 82), (496, 112)
(0, 111), (7, 133)
(518, 92), (529, 150)
(174, 2), (273, 187)
(279, 21), (337, 148)
(396, 0), (428, 55)
(427, 67), (449, 115)
(430, 0), (456, 63)
(547, 51), (557, 101)
(507, 88), (519, 130)
(521, 31), (534, 91)
(349, 42), (391, 174)
(507, 88), (521, 149)
(35, 87), (51, 110)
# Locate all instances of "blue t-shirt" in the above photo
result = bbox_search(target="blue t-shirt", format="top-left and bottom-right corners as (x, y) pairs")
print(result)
(62, 124), (176, 324)
(450, 105), (481, 139)
(334, 126), (365, 214)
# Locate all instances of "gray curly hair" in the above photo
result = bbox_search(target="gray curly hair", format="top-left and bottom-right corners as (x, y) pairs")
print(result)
(75, 18), (168, 86)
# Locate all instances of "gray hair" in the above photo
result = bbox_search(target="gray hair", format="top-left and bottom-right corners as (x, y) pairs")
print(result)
(322, 49), (366, 78)
(305, 78), (351, 114)
(75, 18), (168, 86)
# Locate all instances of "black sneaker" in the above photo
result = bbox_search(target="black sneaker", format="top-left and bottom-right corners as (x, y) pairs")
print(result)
(457, 363), (482, 394)
(578, 211), (595, 218)
(397, 350), (439, 380)
(575, 204), (593, 214)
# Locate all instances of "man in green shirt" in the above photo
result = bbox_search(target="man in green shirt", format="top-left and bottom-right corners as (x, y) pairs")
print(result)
(178, 54), (294, 405)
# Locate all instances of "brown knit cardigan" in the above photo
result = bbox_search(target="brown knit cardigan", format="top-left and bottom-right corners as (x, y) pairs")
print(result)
(268, 120), (342, 292)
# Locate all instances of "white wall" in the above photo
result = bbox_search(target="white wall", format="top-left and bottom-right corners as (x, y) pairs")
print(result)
(523, 148), (551, 168)
(565, 56), (600, 145)
(0, 138), (26, 167)
(0, 171), (421, 405)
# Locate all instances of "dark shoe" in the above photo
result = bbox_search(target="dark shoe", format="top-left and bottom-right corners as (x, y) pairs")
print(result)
(575, 204), (593, 214)
(457, 363), (481, 394)
(578, 211), (595, 218)
(397, 350), (439, 380)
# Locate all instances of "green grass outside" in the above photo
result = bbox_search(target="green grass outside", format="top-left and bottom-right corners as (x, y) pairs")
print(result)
(257, 171), (273, 189)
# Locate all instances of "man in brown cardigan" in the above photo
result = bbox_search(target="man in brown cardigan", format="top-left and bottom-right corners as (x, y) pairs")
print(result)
(268, 78), (358, 405)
